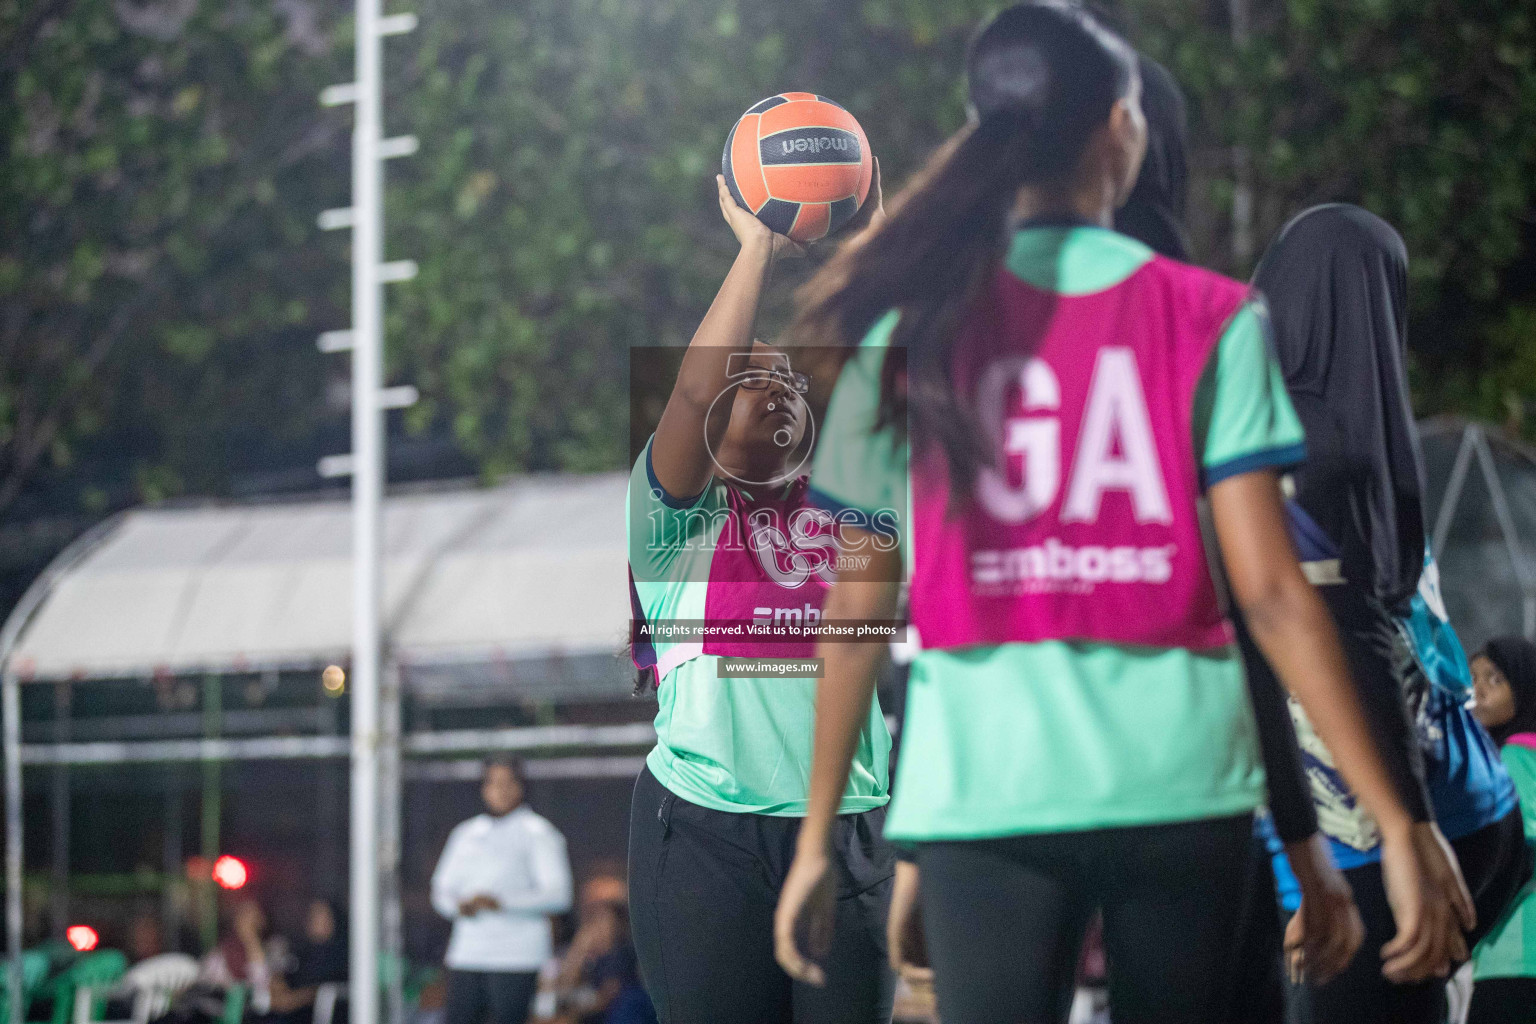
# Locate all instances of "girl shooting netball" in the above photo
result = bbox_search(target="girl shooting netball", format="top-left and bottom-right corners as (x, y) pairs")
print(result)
(625, 135), (895, 1023)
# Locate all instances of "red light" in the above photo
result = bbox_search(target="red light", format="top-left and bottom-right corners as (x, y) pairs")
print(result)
(66, 925), (98, 952)
(212, 855), (249, 890)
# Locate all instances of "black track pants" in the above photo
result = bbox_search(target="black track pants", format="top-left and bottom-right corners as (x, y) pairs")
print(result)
(915, 814), (1254, 1024)
(627, 767), (895, 1024)
(1293, 806), (1532, 1024)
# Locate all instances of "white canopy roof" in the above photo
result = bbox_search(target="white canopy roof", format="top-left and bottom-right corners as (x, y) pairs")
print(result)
(5, 473), (630, 683)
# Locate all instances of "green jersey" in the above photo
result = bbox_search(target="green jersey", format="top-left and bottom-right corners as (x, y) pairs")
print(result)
(1474, 741), (1536, 980)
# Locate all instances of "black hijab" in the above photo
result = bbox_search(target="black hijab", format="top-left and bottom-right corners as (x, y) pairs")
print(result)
(1252, 204), (1426, 612)
(1113, 55), (1190, 261)
(1481, 636), (1536, 745)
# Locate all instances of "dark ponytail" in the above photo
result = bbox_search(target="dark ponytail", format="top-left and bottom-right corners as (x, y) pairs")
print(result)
(792, 1), (1136, 496)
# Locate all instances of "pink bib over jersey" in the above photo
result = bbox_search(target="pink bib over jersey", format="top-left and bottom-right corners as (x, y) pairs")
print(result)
(909, 255), (1249, 652)
(640, 476), (838, 681)
(701, 477), (835, 658)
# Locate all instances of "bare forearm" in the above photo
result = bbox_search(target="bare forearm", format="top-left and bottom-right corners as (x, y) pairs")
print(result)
(554, 941), (587, 991)
(651, 239), (774, 496)
(798, 552), (899, 852)
(1234, 615), (1318, 842)
(269, 983), (316, 1014)
(676, 240), (773, 390)
(800, 640), (883, 854)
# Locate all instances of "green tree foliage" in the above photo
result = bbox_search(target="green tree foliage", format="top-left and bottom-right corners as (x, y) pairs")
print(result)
(0, 0), (347, 521)
(4, 0), (1536, 536)
(385, 0), (997, 474)
(1127, 0), (1536, 422)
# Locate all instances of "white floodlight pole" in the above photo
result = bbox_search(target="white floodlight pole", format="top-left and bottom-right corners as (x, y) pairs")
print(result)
(380, 661), (404, 1024)
(350, 0), (384, 1017)
(318, 4), (418, 1024)
(4, 671), (20, 1024)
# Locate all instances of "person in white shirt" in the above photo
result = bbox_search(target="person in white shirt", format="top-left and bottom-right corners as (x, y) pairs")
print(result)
(431, 756), (573, 1024)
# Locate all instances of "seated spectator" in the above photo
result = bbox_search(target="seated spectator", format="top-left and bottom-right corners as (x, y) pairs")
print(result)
(576, 863), (627, 910)
(161, 901), (286, 1024)
(113, 951), (201, 1024)
(266, 899), (348, 1024)
(200, 900), (286, 1013)
(549, 901), (654, 1024)
(98, 912), (177, 1021)
(128, 913), (167, 962)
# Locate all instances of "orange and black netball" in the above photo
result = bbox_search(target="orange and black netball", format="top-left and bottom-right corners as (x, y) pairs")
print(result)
(721, 92), (872, 243)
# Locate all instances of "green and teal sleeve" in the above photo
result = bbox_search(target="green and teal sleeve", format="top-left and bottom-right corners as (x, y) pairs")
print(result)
(1502, 745), (1536, 845)
(627, 435), (711, 580)
(1196, 299), (1307, 487)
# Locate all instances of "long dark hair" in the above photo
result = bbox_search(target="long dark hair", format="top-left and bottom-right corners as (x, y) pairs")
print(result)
(1114, 55), (1190, 260)
(792, 2), (1137, 494)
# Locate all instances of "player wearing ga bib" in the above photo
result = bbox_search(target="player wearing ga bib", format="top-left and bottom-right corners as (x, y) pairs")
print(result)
(775, 10), (1466, 1021)
(813, 224), (1303, 840)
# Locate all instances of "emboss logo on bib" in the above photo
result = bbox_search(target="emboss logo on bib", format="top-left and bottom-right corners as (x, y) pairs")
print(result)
(971, 348), (1174, 593)
(751, 603), (822, 627)
(972, 539), (1176, 595)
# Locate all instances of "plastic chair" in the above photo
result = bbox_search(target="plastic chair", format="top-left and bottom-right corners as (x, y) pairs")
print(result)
(0, 950), (53, 1024)
(313, 951), (408, 1024)
(34, 944), (78, 978)
(218, 985), (245, 1024)
(84, 954), (199, 1024)
(47, 951), (125, 1024)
